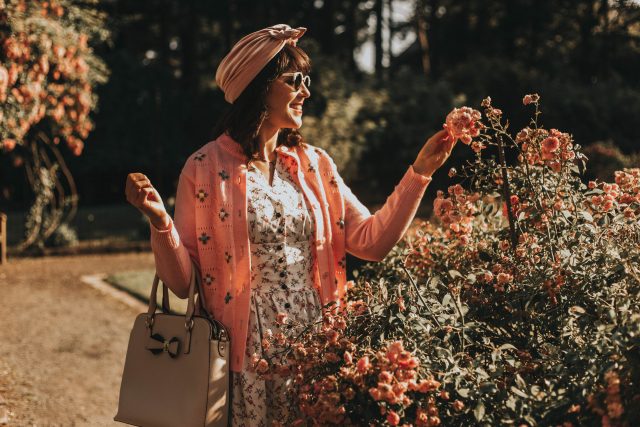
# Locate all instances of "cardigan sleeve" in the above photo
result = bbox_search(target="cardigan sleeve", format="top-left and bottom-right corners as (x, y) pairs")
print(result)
(323, 151), (432, 262)
(148, 160), (199, 299)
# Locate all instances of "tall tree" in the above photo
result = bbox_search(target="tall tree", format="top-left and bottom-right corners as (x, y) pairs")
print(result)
(374, 0), (384, 80)
(415, 0), (431, 78)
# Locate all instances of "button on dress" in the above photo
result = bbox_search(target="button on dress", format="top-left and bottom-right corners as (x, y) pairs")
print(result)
(231, 154), (323, 426)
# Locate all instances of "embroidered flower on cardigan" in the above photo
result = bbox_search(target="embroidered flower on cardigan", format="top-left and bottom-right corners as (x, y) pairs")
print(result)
(338, 256), (346, 269)
(204, 274), (215, 286)
(336, 217), (345, 229)
(218, 169), (230, 180)
(196, 189), (208, 202)
(194, 152), (206, 161)
(198, 232), (210, 245)
(224, 292), (233, 304)
(224, 251), (232, 263)
(329, 176), (338, 187)
(307, 164), (316, 173)
(219, 208), (229, 221)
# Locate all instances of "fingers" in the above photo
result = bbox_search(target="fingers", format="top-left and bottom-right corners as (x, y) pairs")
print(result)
(135, 187), (155, 207)
(443, 134), (458, 152)
(125, 173), (157, 208)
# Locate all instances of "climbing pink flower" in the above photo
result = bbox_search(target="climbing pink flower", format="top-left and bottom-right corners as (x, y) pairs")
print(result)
(497, 272), (513, 285)
(523, 93), (540, 105)
(256, 359), (269, 374)
(444, 107), (482, 145)
(542, 136), (560, 151)
(276, 312), (288, 325)
(387, 410), (400, 426)
(356, 355), (371, 373)
(2, 139), (16, 152)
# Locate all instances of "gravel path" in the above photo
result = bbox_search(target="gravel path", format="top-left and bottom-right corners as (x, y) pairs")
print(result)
(0, 253), (156, 426)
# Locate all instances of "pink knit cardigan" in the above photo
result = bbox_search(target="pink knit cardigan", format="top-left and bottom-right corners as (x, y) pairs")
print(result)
(150, 132), (432, 372)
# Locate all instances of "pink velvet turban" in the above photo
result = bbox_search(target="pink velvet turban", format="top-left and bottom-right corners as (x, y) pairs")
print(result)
(215, 24), (307, 104)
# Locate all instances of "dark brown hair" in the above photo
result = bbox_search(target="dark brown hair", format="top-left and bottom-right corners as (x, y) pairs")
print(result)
(212, 43), (311, 163)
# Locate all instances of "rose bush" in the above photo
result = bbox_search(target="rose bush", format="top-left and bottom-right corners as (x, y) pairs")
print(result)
(0, 0), (108, 155)
(0, 0), (109, 251)
(252, 95), (640, 426)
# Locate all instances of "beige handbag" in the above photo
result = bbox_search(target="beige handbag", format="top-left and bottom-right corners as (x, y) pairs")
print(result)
(114, 261), (230, 427)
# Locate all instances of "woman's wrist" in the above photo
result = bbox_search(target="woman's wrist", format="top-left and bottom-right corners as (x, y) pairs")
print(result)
(411, 163), (434, 178)
(150, 213), (171, 231)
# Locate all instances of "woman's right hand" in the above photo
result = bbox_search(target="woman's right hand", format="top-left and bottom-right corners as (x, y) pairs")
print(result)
(125, 173), (171, 230)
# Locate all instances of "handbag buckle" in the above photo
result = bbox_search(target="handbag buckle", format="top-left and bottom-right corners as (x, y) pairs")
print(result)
(185, 318), (194, 330)
(218, 328), (228, 353)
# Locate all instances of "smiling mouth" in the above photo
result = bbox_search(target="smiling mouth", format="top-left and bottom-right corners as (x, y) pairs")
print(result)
(289, 103), (303, 113)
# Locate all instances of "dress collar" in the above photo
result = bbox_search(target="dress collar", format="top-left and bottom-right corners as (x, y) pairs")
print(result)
(217, 131), (296, 159)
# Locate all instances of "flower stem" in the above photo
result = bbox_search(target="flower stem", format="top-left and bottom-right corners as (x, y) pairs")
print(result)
(497, 134), (518, 249)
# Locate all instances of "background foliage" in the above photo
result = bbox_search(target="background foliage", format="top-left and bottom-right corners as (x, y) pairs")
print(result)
(2, 0), (639, 212)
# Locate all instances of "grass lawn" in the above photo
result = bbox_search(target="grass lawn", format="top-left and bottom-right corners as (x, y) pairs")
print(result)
(105, 270), (189, 315)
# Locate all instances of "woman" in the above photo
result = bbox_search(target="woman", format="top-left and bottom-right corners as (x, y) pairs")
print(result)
(125, 24), (456, 426)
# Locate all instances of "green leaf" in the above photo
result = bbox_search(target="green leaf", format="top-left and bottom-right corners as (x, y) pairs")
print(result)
(499, 343), (517, 351)
(506, 395), (517, 411)
(479, 382), (498, 394)
(568, 306), (586, 316)
(428, 276), (441, 290)
(511, 386), (528, 398)
(515, 374), (527, 389)
(578, 211), (594, 222)
(474, 401), (486, 421)
(457, 388), (470, 398)
(448, 269), (462, 279)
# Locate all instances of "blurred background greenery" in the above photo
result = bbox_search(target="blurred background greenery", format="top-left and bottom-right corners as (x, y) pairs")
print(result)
(1, 0), (639, 249)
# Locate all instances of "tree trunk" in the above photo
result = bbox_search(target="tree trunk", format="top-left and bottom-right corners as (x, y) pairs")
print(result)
(346, 0), (358, 72)
(374, 0), (384, 80)
(415, 0), (431, 79)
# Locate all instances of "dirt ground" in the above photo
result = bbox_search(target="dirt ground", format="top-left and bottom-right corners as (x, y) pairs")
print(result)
(0, 252), (156, 426)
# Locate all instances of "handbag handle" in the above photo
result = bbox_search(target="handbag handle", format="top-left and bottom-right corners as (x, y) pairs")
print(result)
(146, 260), (209, 324)
(145, 260), (230, 348)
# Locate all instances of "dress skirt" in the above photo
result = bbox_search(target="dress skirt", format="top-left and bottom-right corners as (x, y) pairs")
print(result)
(230, 155), (323, 426)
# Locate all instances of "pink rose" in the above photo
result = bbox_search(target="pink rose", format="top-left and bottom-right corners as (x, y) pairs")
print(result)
(444, 106), (482, 146)
(256, 359), (269, 374)
(2, 139), (16, 152)
(387, 410), (400, 426)
(356, 356), (371, 373)
(497, 272), (513, 285)
(541, 136), (560, 156)
(276, 312), (288, 325)
(325, 329), (339, 344)
(368, 387), (381, 401)
(387, 341), (404, 354)
(452, 400), (465, 411)
(523, 93), (540, 105)
(379, 371), (393, 383)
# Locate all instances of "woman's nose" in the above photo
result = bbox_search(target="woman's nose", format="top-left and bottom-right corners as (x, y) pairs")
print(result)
(300, 82), (310, 98)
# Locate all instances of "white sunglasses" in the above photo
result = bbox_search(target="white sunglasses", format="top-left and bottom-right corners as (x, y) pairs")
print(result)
(281, 72), (311, 91)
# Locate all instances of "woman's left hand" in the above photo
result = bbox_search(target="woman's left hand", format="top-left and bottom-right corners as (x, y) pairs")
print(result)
(411, 129), (457, 177)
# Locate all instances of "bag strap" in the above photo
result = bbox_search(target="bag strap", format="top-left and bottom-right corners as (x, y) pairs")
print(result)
(148, 259), (204, 316)
(146, 260), (228, 341)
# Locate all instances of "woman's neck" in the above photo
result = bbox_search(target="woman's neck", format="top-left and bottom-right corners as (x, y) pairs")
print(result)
(257, 123), (279, 161)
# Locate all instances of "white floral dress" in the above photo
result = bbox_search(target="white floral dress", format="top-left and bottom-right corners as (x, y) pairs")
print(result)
(231, 154), (323, 426)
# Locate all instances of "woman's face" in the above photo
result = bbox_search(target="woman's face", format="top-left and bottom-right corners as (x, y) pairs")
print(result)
(264, 71), (311, 130)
